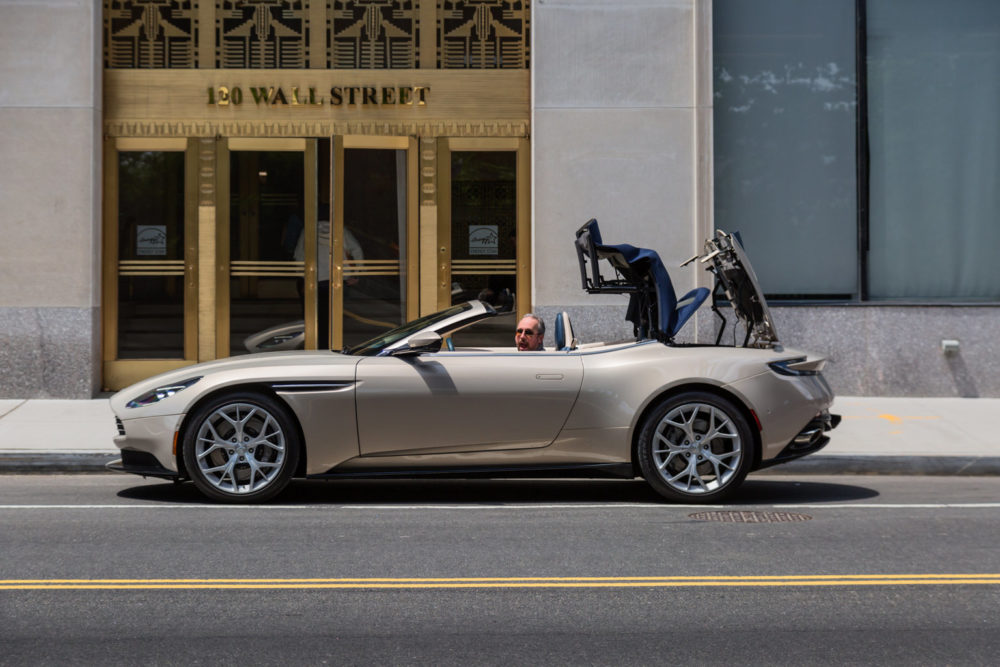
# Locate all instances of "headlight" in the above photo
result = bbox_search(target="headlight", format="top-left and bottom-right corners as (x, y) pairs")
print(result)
(126, 377), (202, 408)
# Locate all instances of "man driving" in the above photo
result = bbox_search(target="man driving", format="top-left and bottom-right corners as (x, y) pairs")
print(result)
(515, 314), (545, 351)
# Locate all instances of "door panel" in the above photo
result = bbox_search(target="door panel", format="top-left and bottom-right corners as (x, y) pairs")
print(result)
(340, 147), (407, 347)
(221, 140), (316, 356)
(227, 150), (304, 355)
(330, 136), (418, 351)
(116, 150), (188, 358)
(355, 352), (583, 455)
(437, 139), (531, 347)
(102, 138), (198, 390)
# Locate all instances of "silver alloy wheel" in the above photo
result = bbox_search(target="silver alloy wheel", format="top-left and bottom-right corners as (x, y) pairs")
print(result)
(650, 402), (742, 495)
(193, 402), (286, 495)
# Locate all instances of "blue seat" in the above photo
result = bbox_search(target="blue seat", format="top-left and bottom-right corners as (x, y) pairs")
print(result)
(575, 219), (709, 340)
(554, 312), (577, 351)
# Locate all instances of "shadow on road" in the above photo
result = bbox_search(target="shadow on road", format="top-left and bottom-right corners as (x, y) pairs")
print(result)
(733, 478), (879, 503)
(117, 476), (879, 505)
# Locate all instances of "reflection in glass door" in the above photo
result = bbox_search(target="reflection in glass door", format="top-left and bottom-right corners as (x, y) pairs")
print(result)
(331, 137), (417, 350)
(222, 139), (316, 356)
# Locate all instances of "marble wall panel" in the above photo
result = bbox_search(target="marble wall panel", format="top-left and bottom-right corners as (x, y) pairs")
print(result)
(0, 0), (101, 311)
(533, 107), (699, 306)
(0, 307), (100, 398)
(0, 0), (98, 107)
(0, 107), (101, 308)
(534, 0), (695, 109)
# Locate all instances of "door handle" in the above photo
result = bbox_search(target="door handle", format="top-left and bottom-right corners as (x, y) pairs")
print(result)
(535, 374), (563, 380)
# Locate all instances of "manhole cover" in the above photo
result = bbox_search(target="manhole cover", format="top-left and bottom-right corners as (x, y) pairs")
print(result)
(689, 510), (812, 523)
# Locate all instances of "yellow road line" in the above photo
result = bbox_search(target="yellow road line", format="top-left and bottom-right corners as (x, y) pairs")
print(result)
(3, 574), (1000, 590)
(843, 414), (941, 424)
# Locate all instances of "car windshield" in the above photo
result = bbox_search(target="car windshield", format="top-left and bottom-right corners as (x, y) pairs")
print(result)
(344, 302), (475, 356)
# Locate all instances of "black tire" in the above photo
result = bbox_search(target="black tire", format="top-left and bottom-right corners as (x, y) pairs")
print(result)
(637, 391), (754, 503)
(182, 392), (300, 503)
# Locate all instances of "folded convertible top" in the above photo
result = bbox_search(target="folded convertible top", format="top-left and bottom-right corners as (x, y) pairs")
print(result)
(574, 218), (778, 347)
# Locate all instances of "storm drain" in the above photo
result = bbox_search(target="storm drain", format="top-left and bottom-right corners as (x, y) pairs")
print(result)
(688, 510), (812, 523)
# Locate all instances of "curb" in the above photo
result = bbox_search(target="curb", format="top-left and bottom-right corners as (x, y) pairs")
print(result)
(754, 455), (1000, 477)
(0, 452), (119, 474)
(1, 453), (999, 476)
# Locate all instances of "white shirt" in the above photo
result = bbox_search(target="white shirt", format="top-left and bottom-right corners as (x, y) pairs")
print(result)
(294, 221), (363, 283)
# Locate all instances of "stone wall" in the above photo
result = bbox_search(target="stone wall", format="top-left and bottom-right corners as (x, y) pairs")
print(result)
(532, 0), (714, 313)
(0, 0), (101, 398)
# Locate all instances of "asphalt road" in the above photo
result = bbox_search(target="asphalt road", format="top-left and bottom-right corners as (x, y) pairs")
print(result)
(2, 474), (1000, 665)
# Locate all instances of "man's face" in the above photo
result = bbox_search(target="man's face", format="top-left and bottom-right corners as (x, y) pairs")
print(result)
(515, 317), (543, 351)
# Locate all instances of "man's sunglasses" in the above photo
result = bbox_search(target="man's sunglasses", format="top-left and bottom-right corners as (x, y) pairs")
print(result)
(515, 328), (539, 336)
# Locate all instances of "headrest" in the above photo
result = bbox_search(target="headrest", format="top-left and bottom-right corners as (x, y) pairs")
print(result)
(554, 311), (577, 351)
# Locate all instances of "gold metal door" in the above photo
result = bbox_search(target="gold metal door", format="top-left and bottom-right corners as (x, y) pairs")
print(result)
(218, 138), (318, 357)
(437, 138), (531, 346)
(330, 136), (419, 351)
(102, 138), (198, 390)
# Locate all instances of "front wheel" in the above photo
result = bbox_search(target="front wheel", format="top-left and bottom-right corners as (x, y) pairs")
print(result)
(637, 392), (754, 503)
(182, 392), (300, 503)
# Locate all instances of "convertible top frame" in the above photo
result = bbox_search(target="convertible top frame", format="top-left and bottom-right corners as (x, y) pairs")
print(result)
(574, 219), (778, 348)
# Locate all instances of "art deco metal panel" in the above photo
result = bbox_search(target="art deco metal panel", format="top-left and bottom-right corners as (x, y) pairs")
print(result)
(217, 0), (308, 68)
(104, 1), (531, 70)
(105, 0), (198, 68)
(439, 0), (529, 69)
(331, 1), (418, 68)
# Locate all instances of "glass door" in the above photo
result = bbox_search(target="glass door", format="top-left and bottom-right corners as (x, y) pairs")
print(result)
(102, 138), (197, 390)
(219, 139), (318, 356)
(330, 136), (418, 350)
(438, 138), (530, 346)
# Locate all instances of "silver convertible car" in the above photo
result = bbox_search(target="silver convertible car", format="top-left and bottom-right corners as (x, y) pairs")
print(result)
(108, 220), (839, 503)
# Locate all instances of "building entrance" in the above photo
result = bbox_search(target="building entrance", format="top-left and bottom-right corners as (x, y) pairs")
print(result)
(102, 134), (528, 390)
(102, 136), (419, 389)
(99, 0), (532, 391)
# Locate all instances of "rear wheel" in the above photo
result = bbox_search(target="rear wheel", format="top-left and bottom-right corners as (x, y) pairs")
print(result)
(637, 392), (754, 503)
(182, 392), (300, 503)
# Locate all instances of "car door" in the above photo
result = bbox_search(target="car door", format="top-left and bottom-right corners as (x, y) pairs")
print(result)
(355, 351), (584, 456)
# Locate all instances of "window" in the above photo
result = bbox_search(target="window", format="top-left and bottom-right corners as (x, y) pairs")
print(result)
(714, 0), (1000, 301)
(866, 0), (1000, 300)
(714, 0), (858, 300)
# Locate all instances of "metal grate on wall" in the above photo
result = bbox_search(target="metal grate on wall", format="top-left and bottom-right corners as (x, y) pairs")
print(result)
(438, 0), (529, 69)
(104, 0), (197, 69)
(104, 0), (529, 69)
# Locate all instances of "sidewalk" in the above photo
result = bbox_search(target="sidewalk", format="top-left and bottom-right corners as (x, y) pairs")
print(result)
(0, 396), (998, 474)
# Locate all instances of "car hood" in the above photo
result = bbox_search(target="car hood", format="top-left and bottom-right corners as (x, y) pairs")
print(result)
(111, 350), (361, 417)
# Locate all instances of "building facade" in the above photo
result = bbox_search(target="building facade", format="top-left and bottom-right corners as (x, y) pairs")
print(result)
(1, 0), (998, 399)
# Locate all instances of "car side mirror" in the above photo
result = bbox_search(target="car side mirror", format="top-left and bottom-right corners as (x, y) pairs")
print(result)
(392, 331), (443, 356)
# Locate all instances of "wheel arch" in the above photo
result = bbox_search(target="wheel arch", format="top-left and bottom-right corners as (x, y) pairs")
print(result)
(628, 382), (762, 477)
(174, 383), (308, 479)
